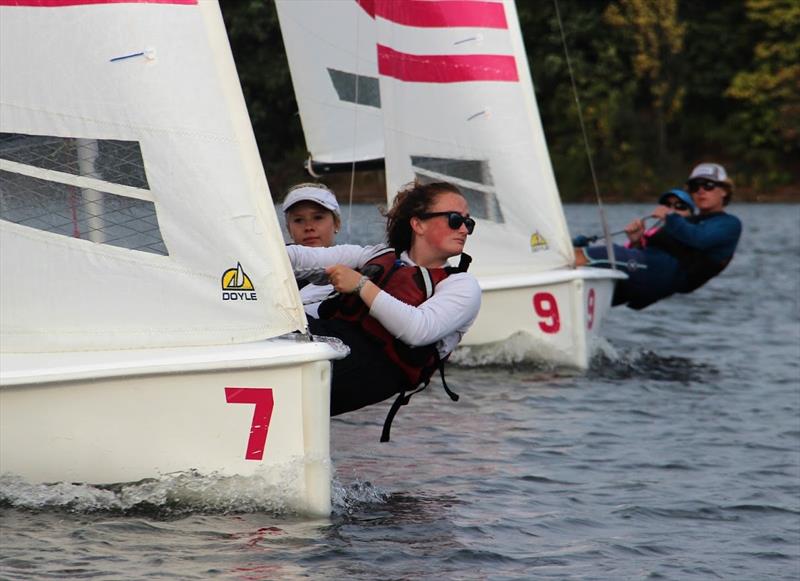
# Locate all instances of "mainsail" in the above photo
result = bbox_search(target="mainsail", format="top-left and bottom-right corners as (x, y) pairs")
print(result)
(0, 0), (306, 352)
(374, 0), (575, 275)
(276, 0), (384, 167)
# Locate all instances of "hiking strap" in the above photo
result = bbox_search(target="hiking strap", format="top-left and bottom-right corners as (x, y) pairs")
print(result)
(380, 383), (428, 443)
(379, 353), (459, 442)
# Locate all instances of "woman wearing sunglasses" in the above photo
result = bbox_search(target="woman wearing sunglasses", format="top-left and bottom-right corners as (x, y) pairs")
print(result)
(575, 162), (741, 310)
(624, 188), (696, 249)
(286, 181), (481, 436)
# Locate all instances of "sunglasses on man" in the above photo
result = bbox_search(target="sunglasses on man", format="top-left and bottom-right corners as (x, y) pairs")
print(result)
(663, 200), (691, 211)
(688, 179), (721, 193)
(419, 211), (476, 234)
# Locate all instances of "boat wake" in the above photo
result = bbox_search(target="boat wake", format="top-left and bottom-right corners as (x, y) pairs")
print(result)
(450, 332), (581, 371)
(0, 461), (325, 518)
(0, 466), (393, 519)
(449, 332), (717, 383)
(588, 346), (720, 383)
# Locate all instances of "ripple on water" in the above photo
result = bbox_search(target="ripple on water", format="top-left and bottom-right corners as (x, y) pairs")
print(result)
(612, 503), (742, 522)
(588, 348), (721, 383)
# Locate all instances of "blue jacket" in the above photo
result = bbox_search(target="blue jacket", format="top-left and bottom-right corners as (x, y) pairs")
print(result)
(658, 212), (742, 264)
(585, 211), (742, 309)
(629, 211), (742, 307)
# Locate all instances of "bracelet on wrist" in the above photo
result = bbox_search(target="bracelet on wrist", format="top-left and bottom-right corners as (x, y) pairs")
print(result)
(352, 275), (369, 295)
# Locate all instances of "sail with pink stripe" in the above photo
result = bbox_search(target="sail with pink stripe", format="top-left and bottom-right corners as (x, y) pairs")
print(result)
(276, 0), (522, 169)
(375, 0), (574, 274)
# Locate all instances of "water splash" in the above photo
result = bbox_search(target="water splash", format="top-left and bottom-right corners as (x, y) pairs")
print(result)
(449, 332), (579, 371)
(0, 459), (317, 518)
(331, 476), (388, 516)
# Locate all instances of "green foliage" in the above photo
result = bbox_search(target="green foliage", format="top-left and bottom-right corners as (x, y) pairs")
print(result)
(223, 0), (797, 201)
(724, 0), (800, 189)
(221, 1), (308, 195)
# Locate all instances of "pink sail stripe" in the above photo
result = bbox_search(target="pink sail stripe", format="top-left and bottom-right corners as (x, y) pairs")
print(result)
(0, 0), (196, 6)
(356, 0), (375, 18)
(378, 44), (518, 83)
(372, 0), (507, 29)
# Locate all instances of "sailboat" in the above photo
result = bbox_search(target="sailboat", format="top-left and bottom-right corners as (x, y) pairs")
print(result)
(276, 0), (625, 369)
(0, 1), (342, 515)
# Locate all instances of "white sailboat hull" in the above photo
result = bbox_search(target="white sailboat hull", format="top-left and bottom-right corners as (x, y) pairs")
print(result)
(0, 339), (341, 516)
(461, 267), (625, 369)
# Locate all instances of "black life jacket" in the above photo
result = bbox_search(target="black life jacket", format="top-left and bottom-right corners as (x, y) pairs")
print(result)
(646, 213), (732, 293)
(318, 247), (472, 441)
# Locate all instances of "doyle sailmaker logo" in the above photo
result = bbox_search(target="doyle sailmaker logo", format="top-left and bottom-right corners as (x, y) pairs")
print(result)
(530, 231), (549, 252)
(221, 262), (257, 301)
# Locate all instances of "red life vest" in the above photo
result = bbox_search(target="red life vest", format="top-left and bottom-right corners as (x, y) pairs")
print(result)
(317, 248), (470, 389)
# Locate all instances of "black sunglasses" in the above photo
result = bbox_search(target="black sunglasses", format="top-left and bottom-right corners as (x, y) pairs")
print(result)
(688, 179), (720, 193)
(418, 211), (476, 234)
(664, 201), (691, 211)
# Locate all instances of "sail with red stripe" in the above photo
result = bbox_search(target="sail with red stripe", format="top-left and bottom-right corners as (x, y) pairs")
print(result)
(375, 0), (574, 274)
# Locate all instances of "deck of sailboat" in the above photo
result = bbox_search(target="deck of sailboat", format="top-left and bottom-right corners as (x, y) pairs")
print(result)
(0, 337), (344, 387)
(476, 265), (626, 291)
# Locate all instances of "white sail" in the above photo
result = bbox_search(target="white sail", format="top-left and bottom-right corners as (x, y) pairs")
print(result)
(0, 1), (305, 352)
(374, 0), (574, 276)
(275, 0), (384, 165)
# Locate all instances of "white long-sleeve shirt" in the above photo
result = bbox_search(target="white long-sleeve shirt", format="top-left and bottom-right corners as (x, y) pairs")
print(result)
(287, 244), (481, 357)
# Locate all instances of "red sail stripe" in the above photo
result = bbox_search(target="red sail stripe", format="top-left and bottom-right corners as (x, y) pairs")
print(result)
(355, 0), (375, 18)
(372, 0), (507, 29)
(378, 44), (517, 83)
(0, 0), (196, 6)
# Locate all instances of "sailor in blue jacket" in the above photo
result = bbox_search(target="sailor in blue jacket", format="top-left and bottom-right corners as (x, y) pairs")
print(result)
(575, 163), (742, 310)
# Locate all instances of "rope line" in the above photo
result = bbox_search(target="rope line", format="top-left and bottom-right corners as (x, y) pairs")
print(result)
(553, 0), (616, 269)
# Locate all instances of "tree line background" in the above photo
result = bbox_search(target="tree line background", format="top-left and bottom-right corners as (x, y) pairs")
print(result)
(222, 0), (798, 202)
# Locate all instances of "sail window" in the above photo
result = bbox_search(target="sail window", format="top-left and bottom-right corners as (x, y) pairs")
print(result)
(411, 156), (504, 223)
(0, 133), (167, 255)
(0, 133), (149, 189)
(411, 156), (494, 185)
(327, 68), (381, 108)
(0, 170), (167, 255)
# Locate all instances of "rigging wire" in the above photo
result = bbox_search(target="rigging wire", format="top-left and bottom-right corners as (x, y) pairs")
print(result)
(344, 7), (361, 244)
(553, 0), (617, 269)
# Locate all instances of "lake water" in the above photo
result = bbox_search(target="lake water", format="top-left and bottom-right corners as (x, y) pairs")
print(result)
(1, 204), (798, 580)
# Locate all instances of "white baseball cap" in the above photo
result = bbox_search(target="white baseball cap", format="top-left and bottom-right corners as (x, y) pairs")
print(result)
(688, 163), (731, 186)
(281, 185), (340, 216)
